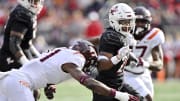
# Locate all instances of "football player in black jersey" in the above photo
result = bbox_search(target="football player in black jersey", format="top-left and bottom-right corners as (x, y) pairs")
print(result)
(92, 3), (143, 101)
(0, 0), (44, 100)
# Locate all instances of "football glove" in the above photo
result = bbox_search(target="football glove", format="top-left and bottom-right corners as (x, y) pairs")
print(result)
(115, 91), (140, 101)
(111, 46), (131, 65)
(117, 46), (131, 61)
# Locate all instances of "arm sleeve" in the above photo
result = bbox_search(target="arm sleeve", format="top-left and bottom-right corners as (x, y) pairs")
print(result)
(9, 21), (28, 58)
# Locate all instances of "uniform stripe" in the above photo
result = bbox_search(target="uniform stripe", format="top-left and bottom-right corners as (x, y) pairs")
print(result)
(147, 29), (159, 40)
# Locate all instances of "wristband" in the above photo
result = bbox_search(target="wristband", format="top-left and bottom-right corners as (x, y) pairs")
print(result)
(110, 55), (121, 65)
(79, 75), (90, 84)
(110, 89), (116, 97)
(19, 55), (29, 64)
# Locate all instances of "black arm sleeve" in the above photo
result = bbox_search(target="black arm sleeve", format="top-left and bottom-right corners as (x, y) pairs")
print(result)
(9, 21), (28, 55)
(9, 35), (23, 55)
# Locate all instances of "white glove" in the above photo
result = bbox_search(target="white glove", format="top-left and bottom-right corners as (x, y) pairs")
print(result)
(115, 91), (129, 101)
(117, 46), (131, 61)
(111, 46), (131, 65)
(115, 91), (140, 101)
(19, 55), (29, 65)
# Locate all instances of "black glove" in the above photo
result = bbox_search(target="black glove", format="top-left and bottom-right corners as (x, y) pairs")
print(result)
(44, 84), (56, 99)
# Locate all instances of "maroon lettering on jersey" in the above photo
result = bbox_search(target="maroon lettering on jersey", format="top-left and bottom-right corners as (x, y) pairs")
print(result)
(40, 49), (60, 62)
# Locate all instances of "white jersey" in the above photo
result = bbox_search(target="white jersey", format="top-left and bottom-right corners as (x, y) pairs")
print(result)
(125, 28), (165, 73)
(13, 47), (85, 89)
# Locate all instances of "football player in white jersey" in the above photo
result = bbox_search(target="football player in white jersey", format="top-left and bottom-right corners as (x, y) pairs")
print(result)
(0, 40), (139, 101)
(124, 6), (165, 101)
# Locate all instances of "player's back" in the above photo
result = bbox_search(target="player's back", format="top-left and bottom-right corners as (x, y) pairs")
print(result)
(19, 47), (85, 89)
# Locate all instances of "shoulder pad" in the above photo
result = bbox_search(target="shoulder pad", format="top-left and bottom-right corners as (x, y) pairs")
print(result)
(147, 28), (165, 47)
(12, 5), (34, 24)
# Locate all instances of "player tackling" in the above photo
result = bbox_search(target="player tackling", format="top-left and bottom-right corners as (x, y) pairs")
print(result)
(0, 40), (139, 101)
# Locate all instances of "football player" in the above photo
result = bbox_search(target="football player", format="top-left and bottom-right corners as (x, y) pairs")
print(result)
(0, 40), (139, 101)
(0, 0), (44, 100)
(124, 6), (165, 101)
(92, 3), (142, 101)
(0, 0), (43, 71)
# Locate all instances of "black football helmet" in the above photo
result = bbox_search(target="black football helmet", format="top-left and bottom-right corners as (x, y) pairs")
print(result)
(133, 6), (152, 40)
(70, 40), (98, 74)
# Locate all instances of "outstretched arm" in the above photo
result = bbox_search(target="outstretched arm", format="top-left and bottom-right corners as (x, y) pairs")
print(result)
(149, 45), (163, 71)
(9, 31), (29, 64)
(62, 63), (139, 101)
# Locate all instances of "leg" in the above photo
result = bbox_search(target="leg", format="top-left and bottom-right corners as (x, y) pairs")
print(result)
(124, 73), (151, 101)
(3, 74), (34, 101)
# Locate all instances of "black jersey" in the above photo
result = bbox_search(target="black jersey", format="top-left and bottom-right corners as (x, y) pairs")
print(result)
(93, 28), (142, 101)
(2, 5), (36, 52)
(0, 5), (37, 71)
(96, 27), (126, 89)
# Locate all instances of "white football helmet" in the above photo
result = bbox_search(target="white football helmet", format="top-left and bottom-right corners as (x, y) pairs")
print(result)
(17, 0), (44, 14)
(108, 3), (135, 36)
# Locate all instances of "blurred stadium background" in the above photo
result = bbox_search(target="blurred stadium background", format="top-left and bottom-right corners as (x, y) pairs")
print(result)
(0, 0), (180, 101)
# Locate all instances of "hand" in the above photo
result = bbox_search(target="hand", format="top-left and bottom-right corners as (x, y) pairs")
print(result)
(117, 46), (131, 61)
(115, 91), (140, 101)
(128, 95), (140, 101)
(19, 55), (29, 65)
(44, 84), (56, 99)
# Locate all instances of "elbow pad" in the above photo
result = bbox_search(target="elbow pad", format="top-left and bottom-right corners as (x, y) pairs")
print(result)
(9, 35), (22, 54)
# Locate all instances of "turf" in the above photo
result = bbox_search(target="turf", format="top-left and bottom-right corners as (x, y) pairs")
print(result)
(39, 79), (180, 101)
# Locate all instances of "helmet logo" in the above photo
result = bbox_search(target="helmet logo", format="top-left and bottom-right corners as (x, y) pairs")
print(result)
(110, 6), (118, 15)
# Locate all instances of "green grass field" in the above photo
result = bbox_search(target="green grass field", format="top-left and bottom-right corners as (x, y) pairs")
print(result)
(39, 79), (180, 101)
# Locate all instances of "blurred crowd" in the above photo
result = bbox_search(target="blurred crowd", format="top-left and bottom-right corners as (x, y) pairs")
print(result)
(0, 0), (180, 80)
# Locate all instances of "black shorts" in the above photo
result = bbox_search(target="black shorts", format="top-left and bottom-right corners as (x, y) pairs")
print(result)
(0, 50), (21, 72)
